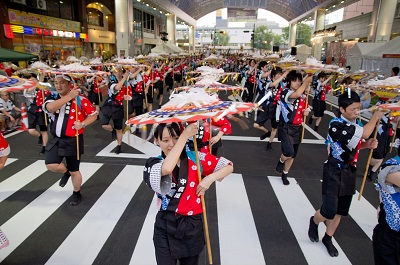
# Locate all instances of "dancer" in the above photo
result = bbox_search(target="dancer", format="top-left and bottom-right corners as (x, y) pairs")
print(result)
(43, 74), (98, 206)
(308, 72), (333, 132)
(275, 71), (312, 185)
(144, 122), (233, 265)
(308, 91), (384, 257)
(372, 150), (400, 265)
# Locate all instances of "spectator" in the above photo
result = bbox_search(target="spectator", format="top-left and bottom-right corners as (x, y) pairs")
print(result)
(0, 92), (21, 130)
(359, 87), (371, 109)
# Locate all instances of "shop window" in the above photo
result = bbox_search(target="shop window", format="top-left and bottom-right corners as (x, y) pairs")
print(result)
(87, 8), (104, 27)
(60, 0), (73, 20)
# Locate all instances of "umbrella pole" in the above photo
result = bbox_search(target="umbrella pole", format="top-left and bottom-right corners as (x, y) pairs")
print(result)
(301, 88), (310, 142)
(390, 121), (398, 153)
(75, 98), (80, 161)
(42, 88), (48, 126)
(358, 121), (379, 201)
(193, 140), (213, 265)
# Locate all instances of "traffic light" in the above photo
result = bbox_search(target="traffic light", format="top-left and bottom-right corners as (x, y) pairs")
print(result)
(250, 33), (254, 40)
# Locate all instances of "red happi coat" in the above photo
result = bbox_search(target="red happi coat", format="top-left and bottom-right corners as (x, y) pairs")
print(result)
(35, 89), (51, 112)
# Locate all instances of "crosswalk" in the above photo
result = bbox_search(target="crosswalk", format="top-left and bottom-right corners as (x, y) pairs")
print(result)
(0, 159), (379, 265)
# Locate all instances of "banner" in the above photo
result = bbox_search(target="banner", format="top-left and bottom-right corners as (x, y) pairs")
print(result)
(8, 9), (81, 32)
(227, 8), (257, 22)
(223, 0), (266, 8)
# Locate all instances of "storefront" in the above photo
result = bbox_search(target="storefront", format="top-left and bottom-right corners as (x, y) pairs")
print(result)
(4, 9), (88, 60)
(87, 29), (116, 59)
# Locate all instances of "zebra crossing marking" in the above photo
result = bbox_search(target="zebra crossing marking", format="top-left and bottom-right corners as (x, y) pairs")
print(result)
(0, 162), (102, 262)
(350, 191), (377, 240)
(222, 135), (325, 145)
(96, 134), (160, 159)
(0, 160), (48, 203)
(216, 173), (265, 265)
(4, 158), (17, 167)
(268, 176), (352, 265)
(129, 195), (157, 265)
(46, 165), (144, 265)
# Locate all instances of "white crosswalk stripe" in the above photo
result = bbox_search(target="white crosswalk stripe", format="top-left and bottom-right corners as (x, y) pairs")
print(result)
(0, 160), (379, 265)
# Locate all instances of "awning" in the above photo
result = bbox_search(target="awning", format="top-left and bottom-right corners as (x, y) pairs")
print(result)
(0, 47), (38, 62)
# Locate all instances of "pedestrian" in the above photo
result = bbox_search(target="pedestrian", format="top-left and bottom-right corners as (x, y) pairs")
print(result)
(372, 150), (400, 265)
(275, 71), (313, 185)
(0, 132), (10, 170)
(143, 122), (233, 265)
(308, 91), (384, 257)
(43, 74), (98, 206)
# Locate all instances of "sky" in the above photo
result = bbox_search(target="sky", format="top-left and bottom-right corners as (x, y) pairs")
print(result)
(196, 8), (289, 28)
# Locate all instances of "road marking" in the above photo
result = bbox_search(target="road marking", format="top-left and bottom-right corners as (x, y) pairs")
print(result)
(222, 135), (325, 144)
(216, 173), (265, 265)
(269, 176), (351, 265)
(0, 160), (48, 203)
(4, 158), (17, 167)
(0, 162), (102, 263)
(47, 165), (144, 265)
(96, 134), (160, 159)
(350, 191), (378, 240)
(130, 195), (158, 265)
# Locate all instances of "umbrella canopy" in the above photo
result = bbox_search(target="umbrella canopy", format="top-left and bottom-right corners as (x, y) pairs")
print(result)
(0, 47), (38, 62)
(0, 75), (37, 92)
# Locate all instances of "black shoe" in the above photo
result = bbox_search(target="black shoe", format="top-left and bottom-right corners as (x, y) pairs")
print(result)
(308, 216), (319, 242)
(266, 142), (272, 151)
(281, 173), (290, 185)
(69, 193), (82, 206)
(111, 129), (117, 141)
(276, 160), (284, 174)
(308, 117), (313, 125)
(115, 145), (122, 154)
(59, 172), (70, 187)
(367, 170), (378, 183)
(314, 126), (318, 132)
(38, 146), (45, 156)
(38, 135), (43, 146)
(260, 131), (271, 140)
(322, 234), (339, 257)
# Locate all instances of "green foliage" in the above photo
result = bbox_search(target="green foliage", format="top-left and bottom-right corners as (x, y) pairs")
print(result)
(296, 23), (312, 46)
(214, 32), (230, 46)
(253, 25), (274, 50)
(282, 26), (289, 43)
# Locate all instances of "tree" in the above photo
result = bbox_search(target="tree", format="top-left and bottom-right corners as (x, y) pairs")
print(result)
(280, 24), (312, 46)
(253, 25), (274, 51)
(282, 26), (289, 44)
(296, 23), (312, 46)
(214, 32), (230, 46)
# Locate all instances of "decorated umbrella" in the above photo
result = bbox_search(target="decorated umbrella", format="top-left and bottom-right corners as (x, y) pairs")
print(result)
(0, 75), (37, 92)
(126, 91), (254, 264)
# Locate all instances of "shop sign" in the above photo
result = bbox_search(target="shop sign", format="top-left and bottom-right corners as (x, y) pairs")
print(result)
(8, 9), (81, 32)
(88, 29), (115, 44)
(382, 54), (400, 58)
(4, 24), (89, 41)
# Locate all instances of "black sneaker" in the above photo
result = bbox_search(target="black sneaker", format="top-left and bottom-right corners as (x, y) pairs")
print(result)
(266, 142), (272, 151)
(111, 129), (117, 141)
(281, 173), (290, 185)
(38, 146), (45, 156)
(69, 193), (82, 206)
(308, 116), (313, 125)
(115, 145), (122, 154)
(260, 131), (271, 140)
(308, 216), (319, 242)
(367, 171), (378, 184)
(314, 126), (319, 132)
(38, 135), (43, 146)
(322, 234), (339, 257)
(59, 172), (70, 187)
(276, 160), (284, 174)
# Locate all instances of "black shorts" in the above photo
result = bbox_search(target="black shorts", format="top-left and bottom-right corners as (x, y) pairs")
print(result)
(101, 115), (123, 130)
(45, 136), (83, 172)
(312, 99), (326, 117)
(278, 122), (302, 145)
(28, 111), (48, 131)
(88, 91), (102, 105)
(157, 81), (164, 95)
(320, 194), (353, 219)
(281, 141), (300, 158)
(174, 74), (182, 83)
(373, 224), (400, 265)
